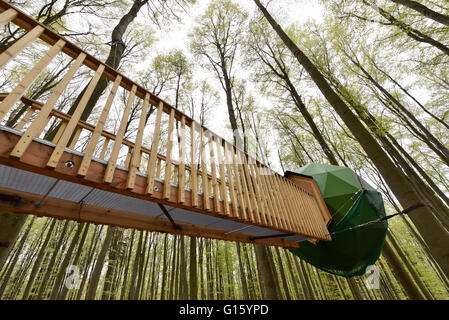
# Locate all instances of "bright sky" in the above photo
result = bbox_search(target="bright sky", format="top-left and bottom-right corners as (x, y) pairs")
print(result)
(144, 0), (324, 172)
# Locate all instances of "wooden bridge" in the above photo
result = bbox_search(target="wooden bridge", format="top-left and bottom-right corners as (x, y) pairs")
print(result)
(0, 1), (331, 249)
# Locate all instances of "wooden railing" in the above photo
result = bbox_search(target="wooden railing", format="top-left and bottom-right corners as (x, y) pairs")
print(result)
(0, 1), (331, 242)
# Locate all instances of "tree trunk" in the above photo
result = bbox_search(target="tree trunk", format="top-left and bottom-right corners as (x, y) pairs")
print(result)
(254, 244), (278, 299)
(85, 226), (115, 300)
(254, 0), (449, 279)
(389, 0), (449, 26)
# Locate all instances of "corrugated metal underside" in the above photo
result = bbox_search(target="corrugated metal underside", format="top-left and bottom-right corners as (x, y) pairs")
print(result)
(0, 163), (309, 243)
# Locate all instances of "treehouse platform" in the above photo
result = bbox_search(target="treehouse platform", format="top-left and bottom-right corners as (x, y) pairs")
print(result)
(0, 1), (331, 249)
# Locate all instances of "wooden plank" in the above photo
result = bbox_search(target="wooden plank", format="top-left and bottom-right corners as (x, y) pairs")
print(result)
(242, 153), (260, 223)
(275, 174), (296, 233)
(0, 8), (17, 27)
(10, 52), (87, 159)
(99, 137), (110, 160)
(236, 150), (253, 222)
(252, 162), (269, 225)
(51, 120), (66, 143)
(0, 39), (65, 122)
(77, 75), (122, 176)
(126, 92), (150, 189)
(0, 25), (44, 69)
(177, 115), (186, 203)
(155, 157), (162, 179)
(224, 142), (238, 217)
(200, 126), (210, 211)
(268, 172), (287, 230)
(103, 84), (136, 182)
(68, 126), (82, 149)
(46, 64), (105, 168)
(208, 134), (220, 213)
(230, 145), (247, 220)
(262, 170), (280, 229)
(15, 106), (34, 130)
(146, 101), (163, 194)
(190, 122), (198, 207)
(163, 108), (175, 200)
(215, 137), (229, 216)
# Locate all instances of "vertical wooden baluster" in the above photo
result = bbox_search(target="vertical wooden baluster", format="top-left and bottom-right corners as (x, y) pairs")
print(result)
(99, 137), (110, 160)
(252, 161), (269, 225)
(259, 163), (277, 227)
(124, 147), (132, 168)
(0, 39), (65, 122)
(102, 84), (136, 182)
(46, 64), (106, 168)
(200, 126), (210, 211)
(230, 146), (247, 220)
(156, 157), (162, 178)
(146, 101), (163, 194)
(178, 115), (186, 203)
(163, 108), (175, 200)
(262, 168), (280, 229)
(276, 175), (295, 233)
(190, 122), (198, 207)
(269, 173), (288, 231)
(51, 120), (66, 143)
(242, 153), (260, 223)
(68, 126), (82, 149)
(126, 92), (149, 189)
(224, 143), (238, 218)
(15, 107), (34, 130)
(77, 75), (121, 176)
(10, 53), (87, 159)
(174, 165), (179, 185)
(287, 180), (310, 236)
(0, 25), (44, 69)
(0, 8), (18, 27)
(236, 150), (253, 222)
(215, 137), (229, 216)
(208, 134), (220, 213)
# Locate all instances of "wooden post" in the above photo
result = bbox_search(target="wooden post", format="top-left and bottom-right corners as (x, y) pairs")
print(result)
(208, 134), (220, 213)
(200, 126), (210, 211)
(78, 75), (122, 176)
(10, 52), (87, 160)
(215, 137), (229, 216)
(103, 84), (137, 182)
(47, 64), (105, 169)
(0, 39), (65, 122)
(126, 93), (150, 189)
(146, 101), (163, 194)
(0, 25), (44, 69)
(0, 8), (18, 28)
(15, 107), (34, 130)
(163, 108), (175, 200)
(190, 122), (198, 207)
(178, 115), (186, 203)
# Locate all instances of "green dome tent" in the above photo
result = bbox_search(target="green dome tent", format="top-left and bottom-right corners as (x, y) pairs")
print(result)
(286, 163), (389, 278)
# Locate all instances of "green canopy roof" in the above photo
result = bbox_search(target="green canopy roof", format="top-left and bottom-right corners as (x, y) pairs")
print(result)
(289, 163), (388, 278)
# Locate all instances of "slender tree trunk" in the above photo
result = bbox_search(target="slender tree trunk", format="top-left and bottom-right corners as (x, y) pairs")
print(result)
(85, 226), (115, 300)
(189, 237), (198, 300)
(382, 239), (425, 300)
(0, 216), (35, 299)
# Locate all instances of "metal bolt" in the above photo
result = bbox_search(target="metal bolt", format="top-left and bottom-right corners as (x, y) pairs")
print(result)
(64, 160), (75, 168)
(153, 186), (159, 192)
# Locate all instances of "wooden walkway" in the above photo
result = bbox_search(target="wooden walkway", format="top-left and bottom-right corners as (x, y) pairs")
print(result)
(0, 1), (331, 248)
